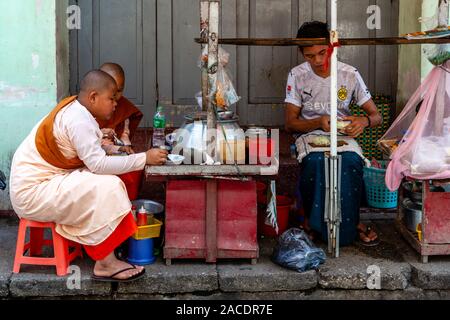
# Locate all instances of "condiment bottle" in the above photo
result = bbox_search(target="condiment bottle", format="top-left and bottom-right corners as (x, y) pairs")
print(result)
(137, 206), (148, 226)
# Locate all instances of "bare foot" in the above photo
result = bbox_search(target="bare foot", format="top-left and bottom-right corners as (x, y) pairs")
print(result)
(93, 252), (144, 280)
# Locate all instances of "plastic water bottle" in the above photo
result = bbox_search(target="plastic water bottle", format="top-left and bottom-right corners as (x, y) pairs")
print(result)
(152, 105), (166, 148)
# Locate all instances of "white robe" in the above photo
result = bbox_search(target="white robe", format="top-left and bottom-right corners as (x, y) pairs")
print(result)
(9, 100), (146, 245)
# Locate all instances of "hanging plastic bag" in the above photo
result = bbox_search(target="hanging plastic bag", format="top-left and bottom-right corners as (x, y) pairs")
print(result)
(272, 228), (326, 273)
(197, 47), (240, 109)
(379, 60), (450, 191)
(0, 170), (6, 190)
(265, 180), (278, 233)
(419, 1), (450, 66)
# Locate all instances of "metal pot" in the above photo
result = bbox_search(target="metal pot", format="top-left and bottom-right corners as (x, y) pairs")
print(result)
(402, 181), (422, 204)
(401, 198), (422, 232)
(172, 111), (246, 164)
(132, 199), (164, 216)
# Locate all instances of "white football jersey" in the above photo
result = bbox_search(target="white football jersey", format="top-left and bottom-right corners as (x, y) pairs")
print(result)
(285, 61), (372, 120)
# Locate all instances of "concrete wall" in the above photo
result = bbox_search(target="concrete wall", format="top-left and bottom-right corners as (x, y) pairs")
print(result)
(0, 0), (69, 210)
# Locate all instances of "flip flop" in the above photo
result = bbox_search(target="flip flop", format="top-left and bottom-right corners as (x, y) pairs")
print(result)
(92, 264), (146, 283)
(357, 226), (380, 247)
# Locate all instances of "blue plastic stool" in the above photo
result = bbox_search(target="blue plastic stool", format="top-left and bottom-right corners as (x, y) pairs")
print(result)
(127, 237), (156, 265)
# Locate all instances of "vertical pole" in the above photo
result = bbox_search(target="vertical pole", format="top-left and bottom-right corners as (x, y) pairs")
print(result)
(329, 0), (340, 257)
(207, 0), (219, 161)
(200, 1), (209, 112)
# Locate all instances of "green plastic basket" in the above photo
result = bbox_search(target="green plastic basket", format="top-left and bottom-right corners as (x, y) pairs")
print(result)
(363, 161), (398, 209)
(350, 94), (392, 160)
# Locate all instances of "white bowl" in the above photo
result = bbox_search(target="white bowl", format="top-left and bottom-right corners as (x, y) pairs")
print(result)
(167, 154), (185, 165)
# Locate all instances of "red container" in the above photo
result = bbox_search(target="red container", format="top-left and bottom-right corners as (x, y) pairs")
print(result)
(137, 212), (147, 226)
(118, 170), (143, 201)
(248, 138), (275, 165)
(258, 195), (293, 237)
(256, 182), (267, 204)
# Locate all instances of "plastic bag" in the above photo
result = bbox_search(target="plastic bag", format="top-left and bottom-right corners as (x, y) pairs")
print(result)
(424, 43), (450, 66)
(380, 60), (450, 191)
(0, 170), (6, 190)
(272, 228), (326, 273)
(198, 47), (240, 109)
(422, 1), (450, 66)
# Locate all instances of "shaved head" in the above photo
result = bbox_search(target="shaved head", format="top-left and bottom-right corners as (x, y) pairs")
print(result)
(79, 69), (117, 94)
(78, 70), (118, 121)
(100, 62), (125, 79)
(100, 62), (125, 100)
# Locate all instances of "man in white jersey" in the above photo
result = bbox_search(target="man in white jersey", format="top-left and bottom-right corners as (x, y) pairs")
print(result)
(285, 21), (382, 246)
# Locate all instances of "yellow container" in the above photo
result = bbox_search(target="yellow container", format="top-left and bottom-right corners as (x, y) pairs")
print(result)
(132, 216), (163, 240)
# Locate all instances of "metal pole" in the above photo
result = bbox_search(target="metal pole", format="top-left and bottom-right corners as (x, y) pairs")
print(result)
(200, 1), (209, 112)
(206, 1), (219, 161)
(329, 0), (340, 257)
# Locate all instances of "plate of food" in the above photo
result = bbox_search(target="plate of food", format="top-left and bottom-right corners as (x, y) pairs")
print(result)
(308, 136), (348, 148)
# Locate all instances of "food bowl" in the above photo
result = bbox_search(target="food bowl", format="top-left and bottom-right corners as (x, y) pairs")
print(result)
(167, 154), (185, 165)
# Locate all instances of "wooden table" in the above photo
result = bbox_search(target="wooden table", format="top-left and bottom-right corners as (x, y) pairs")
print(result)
(145, 162), (279, 265)
(396, 179), (450, 263)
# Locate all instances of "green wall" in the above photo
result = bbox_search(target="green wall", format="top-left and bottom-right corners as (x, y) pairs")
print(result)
(397, 0), (449, 115)
(0, 0), (68, 210)
(421, 0), (450, 79)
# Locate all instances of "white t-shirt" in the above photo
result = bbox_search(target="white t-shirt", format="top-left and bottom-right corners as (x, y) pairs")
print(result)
(285, 61), (372, 120)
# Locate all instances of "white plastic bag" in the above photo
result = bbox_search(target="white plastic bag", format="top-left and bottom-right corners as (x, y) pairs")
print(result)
(198, 47), (241, 109)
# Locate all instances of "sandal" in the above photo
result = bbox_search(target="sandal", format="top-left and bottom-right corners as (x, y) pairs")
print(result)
(357, 225), (380, 247)
(92, 264), (146, 283)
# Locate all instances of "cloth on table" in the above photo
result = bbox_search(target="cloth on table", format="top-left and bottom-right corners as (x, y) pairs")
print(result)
(295, 130), (370, 167)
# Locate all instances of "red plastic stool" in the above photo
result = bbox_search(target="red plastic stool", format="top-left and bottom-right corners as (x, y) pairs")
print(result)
(13, 219), (83, 276)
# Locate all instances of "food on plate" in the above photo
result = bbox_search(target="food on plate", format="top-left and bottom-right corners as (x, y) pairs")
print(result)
(308, 136), (348, 148)
(337, 120), (351, 130)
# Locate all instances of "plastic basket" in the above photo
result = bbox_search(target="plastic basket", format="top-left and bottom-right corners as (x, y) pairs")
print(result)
(132, 216), (163, 240)
(363, 161), (398, 209)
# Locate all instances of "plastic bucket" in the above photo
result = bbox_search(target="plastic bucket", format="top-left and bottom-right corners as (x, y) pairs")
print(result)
(127, 237), (155, 265)
(258, 195), (293, 237)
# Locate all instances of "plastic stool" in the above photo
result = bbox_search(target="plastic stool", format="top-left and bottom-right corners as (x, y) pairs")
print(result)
(13, 218), (83, 276)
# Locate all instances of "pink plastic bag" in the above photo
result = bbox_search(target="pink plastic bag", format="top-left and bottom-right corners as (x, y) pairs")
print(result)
(379, 60), (450, 191)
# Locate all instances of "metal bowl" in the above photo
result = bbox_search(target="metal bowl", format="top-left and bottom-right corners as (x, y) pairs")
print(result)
(218, 111), (235, 120)
(132, 199), (164, 216)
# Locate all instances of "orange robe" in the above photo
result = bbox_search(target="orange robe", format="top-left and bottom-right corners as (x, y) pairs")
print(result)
(13, 97), (141, 261)
(96, 96), (143, 139)
(97, 96), (145, 201)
